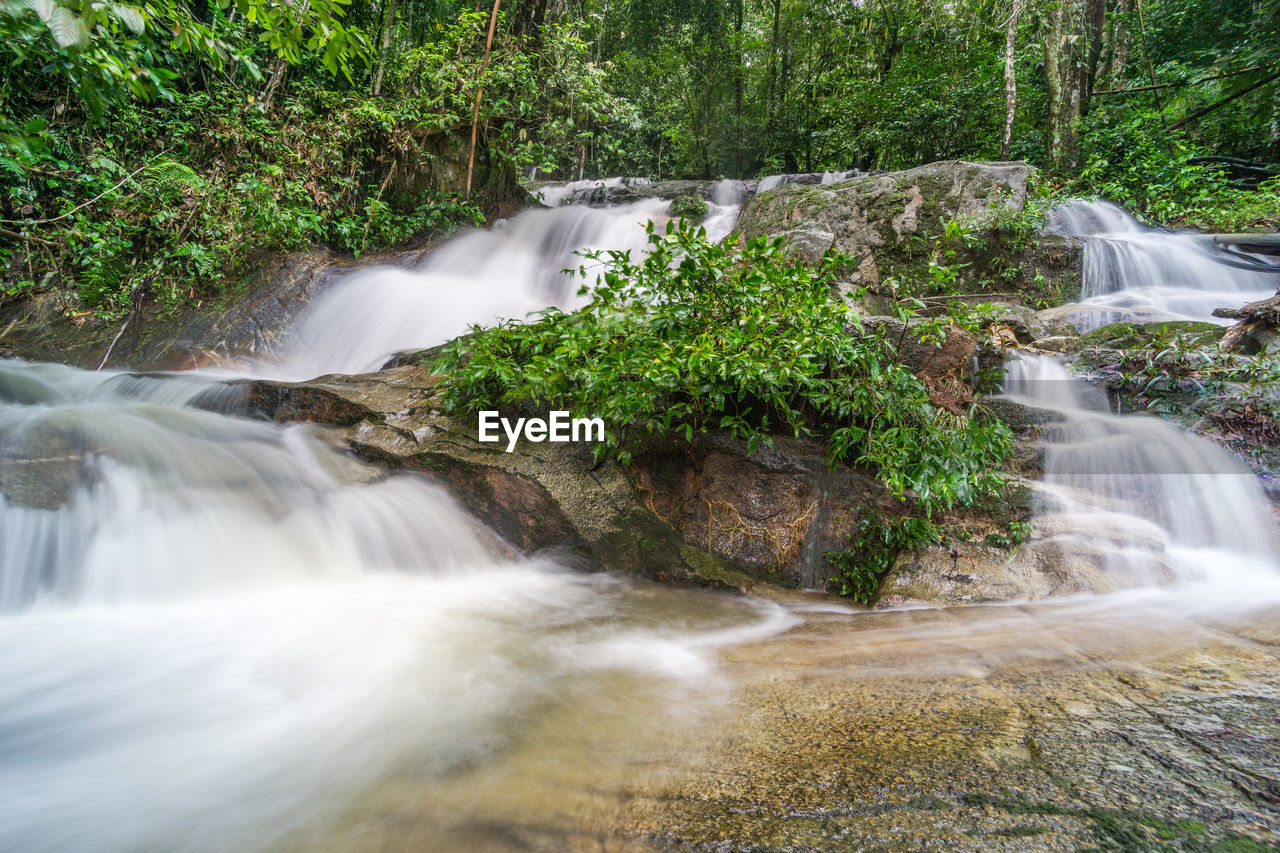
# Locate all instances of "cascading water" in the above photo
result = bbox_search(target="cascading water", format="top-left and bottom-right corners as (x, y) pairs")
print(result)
(700, 178), (751, 243)
(264, 198), (670, 380)
(5, 178), (1279, 851)
(1045, 199), (1277, 331)
(757, 170), (861, 194)
(261, 180), (760, 380)
(0, 192), (790, 851)
(820, 169), (859, 184)
(531, 175), (625, 208)
(1002, 353), (1280, 601)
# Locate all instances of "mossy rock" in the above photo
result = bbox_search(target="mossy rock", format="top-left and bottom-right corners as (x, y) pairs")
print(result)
(670, 194), (708, 219)
(734, 160), (1080, 304)
(1079, 319), (1222, 351)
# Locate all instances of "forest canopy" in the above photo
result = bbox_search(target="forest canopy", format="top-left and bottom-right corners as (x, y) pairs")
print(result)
(2, 0), (1278, 312)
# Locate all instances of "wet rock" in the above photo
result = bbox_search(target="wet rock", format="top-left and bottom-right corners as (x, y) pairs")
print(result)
(0, 444), (88, 510)
(1029, 334), (1081, 353)
(630, 434), (890, 588)
(862, 316), (978, 383)
(246, 368), (896, 590)
(875, 538), (1115, 606)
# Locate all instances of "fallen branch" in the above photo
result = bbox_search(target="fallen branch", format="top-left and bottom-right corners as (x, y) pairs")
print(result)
(1169, 70), (1280, 131)
(97, 282), (147, 371)
(0, 159), (155, 226)
(1216, 291), (1280, 353)
(0, 226), (59, 248)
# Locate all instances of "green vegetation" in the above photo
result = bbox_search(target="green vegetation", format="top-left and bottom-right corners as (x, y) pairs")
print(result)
(436, 221), (1011, 595)
(826, 514), (939, 602)
(961, 791), (1272, 851)
(668, 194), (707, 220)
(0, 1), (631, 315)
(4, 0), (1279, 316)
(1077, 321), (1280, 472)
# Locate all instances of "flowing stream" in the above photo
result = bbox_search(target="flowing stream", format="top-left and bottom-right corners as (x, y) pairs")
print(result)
(1002, 353), (1280, 602)
(1, 186), (1278, 851)
(1045, 199), (1276, 330)
(0, 193), (787, 852)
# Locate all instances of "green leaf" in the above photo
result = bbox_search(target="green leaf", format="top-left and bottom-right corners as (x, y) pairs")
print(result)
(111, 3), (146, 34)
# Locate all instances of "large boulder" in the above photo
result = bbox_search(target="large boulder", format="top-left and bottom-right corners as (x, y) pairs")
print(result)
(242, 366), (895, 590)
(737, 160), (1080, 304)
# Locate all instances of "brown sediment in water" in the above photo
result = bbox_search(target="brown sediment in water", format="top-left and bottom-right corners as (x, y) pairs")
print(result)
(294, 597), (1280, 852)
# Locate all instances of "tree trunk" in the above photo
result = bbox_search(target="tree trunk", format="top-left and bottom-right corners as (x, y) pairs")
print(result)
(734, 0), (743, 177)
(466, 0), (502, 197)
(1002, 0), (1023, 160)
(371, 0), (399, 97)
(1043, 0), (1083, 169)
(261, 57), (289, 110)
(1080, 0), (1107, 113)
(1099, 0), (1132, 84)
(766, 0), (781, 145)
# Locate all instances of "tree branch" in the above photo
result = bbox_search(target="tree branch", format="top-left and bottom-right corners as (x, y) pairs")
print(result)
(1168, 70), (1280, 131)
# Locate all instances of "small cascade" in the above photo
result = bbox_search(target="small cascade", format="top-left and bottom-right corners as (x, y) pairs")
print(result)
(0, 361), (493, 609)
(700, 178), (752, 243)
(267, 198), (670, 379)
(1002, 353), (1279, 597)
(758, 170), (862, 193)
(1045, 199), (1277, 331)
(0, 355), (791, 852)
(532, 176), (626, 207)
(820, 169), (860, 184)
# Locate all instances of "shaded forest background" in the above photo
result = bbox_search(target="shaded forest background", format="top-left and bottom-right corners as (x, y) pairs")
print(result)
(1, 0), (1278, 315)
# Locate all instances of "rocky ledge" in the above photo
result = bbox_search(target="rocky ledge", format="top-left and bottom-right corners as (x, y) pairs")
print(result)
(243, 365), (910, 591)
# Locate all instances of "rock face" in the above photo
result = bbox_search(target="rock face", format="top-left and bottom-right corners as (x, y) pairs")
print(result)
(0, 249), (430, 372)
(737, 160), (1080, 304)
(875, 539), (1120, 607)
(244, 366), (893, 590)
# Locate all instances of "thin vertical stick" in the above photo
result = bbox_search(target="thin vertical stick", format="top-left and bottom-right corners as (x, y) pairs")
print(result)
(1001, 0), (1023, 160)
(466, 0), (502, 197)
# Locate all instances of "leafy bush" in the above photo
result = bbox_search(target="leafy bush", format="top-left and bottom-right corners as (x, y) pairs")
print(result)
(826, 514), (939, 603)
(435, 221), (1011, 520)
(1074, 113), (1280, 230)
(669, 194), (707, 219)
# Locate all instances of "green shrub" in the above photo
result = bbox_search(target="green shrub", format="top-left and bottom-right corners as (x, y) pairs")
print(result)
(826, 514), (939, 603)
(669, 194), (708, 220)
(435, 221), (1011, 520)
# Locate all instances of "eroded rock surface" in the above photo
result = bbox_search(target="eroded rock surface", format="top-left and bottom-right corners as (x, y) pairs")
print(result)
(244, 367), (898, 590)
(737, 160), (1081, 305)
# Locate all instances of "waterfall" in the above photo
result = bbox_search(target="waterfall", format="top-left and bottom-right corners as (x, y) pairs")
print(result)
(820, 169), (859, 184)
(263, 198), (670, 380)
(757, 170), (861, 193)
(263, 181), (761, 380)
(1002, 353), (1279, 600)
(4, 179), (1278, 850)
(699, 179), (751, 243)
(1045, 199), (1276, 331)
(532, 175), (625, 208)
(0, 188), (793, 850)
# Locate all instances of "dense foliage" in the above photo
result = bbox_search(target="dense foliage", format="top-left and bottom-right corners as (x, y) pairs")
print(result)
(3, 0), (1278, 316)
(0, 0), (632, 314)
(435, 222), (1012, 516)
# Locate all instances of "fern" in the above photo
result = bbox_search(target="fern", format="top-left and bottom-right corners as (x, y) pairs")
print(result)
(142, 158), (204, 200)
(0, 156), (26, 180)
